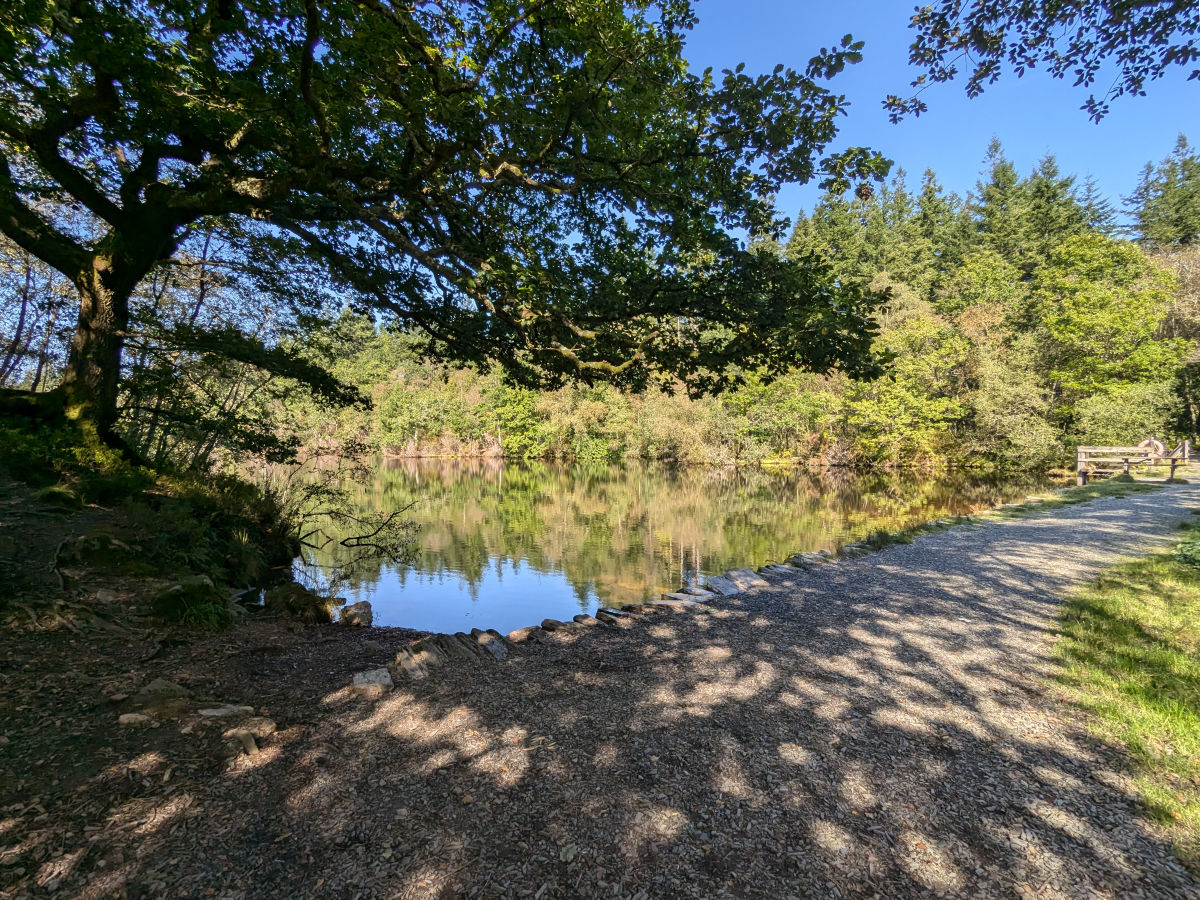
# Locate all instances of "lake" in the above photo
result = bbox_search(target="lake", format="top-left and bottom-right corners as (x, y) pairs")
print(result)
(294, 458), (1056, 635)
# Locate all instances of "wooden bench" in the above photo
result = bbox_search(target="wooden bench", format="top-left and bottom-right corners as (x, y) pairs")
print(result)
(1076, 440), (1191, 485)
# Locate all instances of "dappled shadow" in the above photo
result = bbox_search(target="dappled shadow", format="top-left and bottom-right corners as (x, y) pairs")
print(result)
(7, 488), (1200, 898)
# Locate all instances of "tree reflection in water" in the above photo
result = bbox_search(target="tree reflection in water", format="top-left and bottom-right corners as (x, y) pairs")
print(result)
(293, 458), (1054, 634)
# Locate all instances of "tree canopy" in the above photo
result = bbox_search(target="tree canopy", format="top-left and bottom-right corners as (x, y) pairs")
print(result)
(0, 0), (889, 443)
(887, 0), (1200, 120)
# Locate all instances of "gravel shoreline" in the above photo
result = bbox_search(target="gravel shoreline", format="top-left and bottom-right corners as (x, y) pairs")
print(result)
(7, 484), (1200, 899)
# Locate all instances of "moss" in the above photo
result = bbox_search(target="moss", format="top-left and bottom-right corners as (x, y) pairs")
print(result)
(264, 583), (334, 624)
(152, 576), (235, 629)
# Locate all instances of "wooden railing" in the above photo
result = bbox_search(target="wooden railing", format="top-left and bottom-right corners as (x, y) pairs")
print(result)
(1076, 440), (1192, 485)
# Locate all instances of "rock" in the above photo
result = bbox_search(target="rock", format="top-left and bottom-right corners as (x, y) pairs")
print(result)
(223, 729), (259, 756)
(594, 610), (627, 626)
(724, 568), (769, 590)
(573, 614), (603, 627)
(264, 583), (334, 624)
(540, 619), (586, 634)
(391, 636), (464, 680)
(352, 667), (394, 698)
(758, 564), (801, 578)
(237, 716), (277, 739)
(339, 600), (373, 627)
(595, 609), (643, 624)
(703, 575), (741, 596)
(221, 715), (277, 755)
(134, 678), (191, 703)
(391, 649), (430, 680)
(506, 626), (543, 643)
(647, 598), (696, 611)
(660, 592), (703, 604)
(680, 587), (717, 598)
(426, 634), (475, 662)
(198, 704), (256, 718)
(362, 639), (384, 654)
(468, 628), (509, 660)
(118, 713), (152, 726)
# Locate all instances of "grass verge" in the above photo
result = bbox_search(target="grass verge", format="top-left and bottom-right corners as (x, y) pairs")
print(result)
(1053, 525), (1200, 870)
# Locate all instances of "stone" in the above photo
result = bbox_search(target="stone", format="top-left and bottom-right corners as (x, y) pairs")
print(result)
(118, 713), (152, 726)
(660, 592), (703, 604)
(703, 575), (741, 596)
(594, 610), (623, 626)
(680, 587), (717, 598)
(540, 618), (567, 632)
(573, 615), (603, 626)
(222, 715), (277, 754)
(352, 667), (394, 698)
(237, 716), (277, 739)
(426, 634), (475, 662)
(506, 626), (543, 643)
(198, 704), (256, 718)
(362, 639), (384, 654)
(135, 678), (191, 702)
(758, 564), (800, 579)
(724, 568), (769, 590)
(223, 729), (259, 756)
(647, 598), (696, 611)
(468, 628), (509, 660)
(391, 649), (430, 680)
(339, 600), (373, 627)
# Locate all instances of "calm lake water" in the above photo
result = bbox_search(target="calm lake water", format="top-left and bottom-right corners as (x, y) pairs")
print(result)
(294, 458), (1056, 635)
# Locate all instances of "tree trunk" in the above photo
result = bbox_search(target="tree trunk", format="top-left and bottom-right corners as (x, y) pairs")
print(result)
(54, 255), (131, 442)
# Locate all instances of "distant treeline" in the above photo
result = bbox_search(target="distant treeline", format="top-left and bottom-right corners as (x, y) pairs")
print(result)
(2, 137), (1198, 470)
(285, 138), (1200, 469)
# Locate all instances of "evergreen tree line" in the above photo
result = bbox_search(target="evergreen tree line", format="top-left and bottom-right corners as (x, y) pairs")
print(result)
(2, 137), (1198, 470)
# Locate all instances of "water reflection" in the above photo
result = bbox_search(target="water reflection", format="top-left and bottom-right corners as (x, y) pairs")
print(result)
(296, 458), (1054, 634)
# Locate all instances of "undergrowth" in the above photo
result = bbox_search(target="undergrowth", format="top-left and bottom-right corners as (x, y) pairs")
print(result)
(0, 421), (297, 589)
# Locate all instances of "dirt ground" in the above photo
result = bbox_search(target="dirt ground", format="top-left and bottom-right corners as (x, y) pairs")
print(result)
(2, 476), (1199, 899)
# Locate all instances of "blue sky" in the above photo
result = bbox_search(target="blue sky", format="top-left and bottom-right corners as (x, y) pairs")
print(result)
(682, 0), (1195, 224)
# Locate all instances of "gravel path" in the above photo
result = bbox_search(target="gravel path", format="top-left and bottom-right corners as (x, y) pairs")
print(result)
(25, 485), (1200, 899)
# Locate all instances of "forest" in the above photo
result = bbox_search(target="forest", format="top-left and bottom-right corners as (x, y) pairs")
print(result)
(4, 136), (1196, 472)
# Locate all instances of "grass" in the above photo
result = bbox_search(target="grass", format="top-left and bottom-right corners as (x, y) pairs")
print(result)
(1053, 527), (1200, 870)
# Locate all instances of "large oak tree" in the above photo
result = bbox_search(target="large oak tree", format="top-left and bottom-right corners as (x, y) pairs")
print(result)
(888, 0), (1199, 121)
(0, 0), (889, 445)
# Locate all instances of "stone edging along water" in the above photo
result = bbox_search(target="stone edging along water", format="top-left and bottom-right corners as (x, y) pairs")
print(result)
(346, 504), (1035, 698)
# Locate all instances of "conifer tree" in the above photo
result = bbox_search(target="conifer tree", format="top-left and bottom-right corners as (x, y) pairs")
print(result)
(1128, 135), (1200, 246)
(970, 140), (1028, 265)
